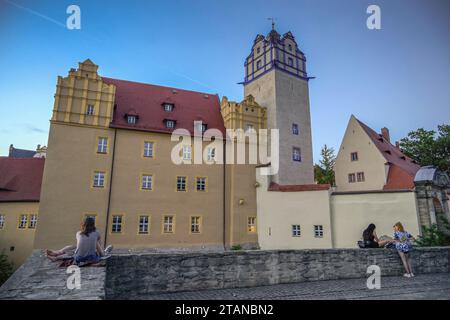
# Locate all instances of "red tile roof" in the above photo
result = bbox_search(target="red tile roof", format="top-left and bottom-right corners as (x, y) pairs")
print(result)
(0, 157), (45, 202)
(102, 77), (226, 135)
(357, 119), (420, 190)
(268, 182), (330, 192)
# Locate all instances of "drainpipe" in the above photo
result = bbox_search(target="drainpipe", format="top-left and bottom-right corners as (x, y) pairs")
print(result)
(104, 128), (117, 246)
(222, 138), (227, 251)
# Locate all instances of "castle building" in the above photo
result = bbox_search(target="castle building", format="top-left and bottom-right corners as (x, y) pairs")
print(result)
(1, 26), (449, 269)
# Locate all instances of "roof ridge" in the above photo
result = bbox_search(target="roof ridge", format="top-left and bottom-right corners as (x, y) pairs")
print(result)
(102, 77), (218, 97)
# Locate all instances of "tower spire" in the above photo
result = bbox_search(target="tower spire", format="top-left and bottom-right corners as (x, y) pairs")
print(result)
(268, 17), (275, 30)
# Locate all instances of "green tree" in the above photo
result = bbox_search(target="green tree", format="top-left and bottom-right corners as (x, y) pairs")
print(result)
(0, 251), (13, 286)
(400, 124), (450, 176)
(315, 144), (336, 185)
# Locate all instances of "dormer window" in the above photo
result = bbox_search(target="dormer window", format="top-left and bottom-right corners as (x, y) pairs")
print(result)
(164, 103), (174, 112)
(165, 120), (175, 129)
(288, 44), (292, 51)
(127, 115), (137, 124)
(257, 47), (261, 54)
(196, 122), (207, 133)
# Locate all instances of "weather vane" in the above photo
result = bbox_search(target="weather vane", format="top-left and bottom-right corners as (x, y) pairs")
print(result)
(268, 17), (275, 30)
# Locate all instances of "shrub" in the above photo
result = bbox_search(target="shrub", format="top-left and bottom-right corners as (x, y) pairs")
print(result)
(230, 245), (243, 251)
(0, 251), (13, 286)
(415, 217), (450, 247)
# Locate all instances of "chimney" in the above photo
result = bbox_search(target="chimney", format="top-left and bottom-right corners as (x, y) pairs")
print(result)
(395, 141), (400, 149)
(381, 127), (390, 143)
(9, 144), (13, 157)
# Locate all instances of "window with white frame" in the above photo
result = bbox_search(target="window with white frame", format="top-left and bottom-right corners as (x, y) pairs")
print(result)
(182, 145), (191, 161)
(141, 175), (153, 190)
(138, 215), (149, 234)
(314, 225), (324, 238)
(84, 214), (96, 224)
(357, 172), (365, 182)
(18, 214), (27, 229)
(207, 147), (216, 162)
(293, 147), (301, 162)
(177, 176), (187, 192)
(245, 123), (254, 132)
(351, 152), (358, 161)
(247, 217), (257, 233)
(196, 177), (207, 191)
(86, 104), (95, 115)
(0, 214), (5, 229)
(111, 215), (122, 233)
(93, 172), (105, 188)
(143, 141), (154, 158)
(163, 215), (174, 233)
(29, 214), (38, 229)
(127, 115), (137, 124)
(292, 225), (301, 237)
(292, 123), (299, 135)
(164, 103), (174, 112)
(165, 120), (175, 129)
(191, 216), (201, 233)
(195, 123), (207, 133)
(97, 137), (108, 154)
(348, 173), (356, 183)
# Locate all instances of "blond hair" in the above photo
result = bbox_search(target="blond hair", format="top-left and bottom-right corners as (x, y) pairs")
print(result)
(394, 222), (405, 232)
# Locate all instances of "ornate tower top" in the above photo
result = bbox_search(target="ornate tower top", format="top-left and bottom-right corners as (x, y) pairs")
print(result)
(243, 28), (310, 85)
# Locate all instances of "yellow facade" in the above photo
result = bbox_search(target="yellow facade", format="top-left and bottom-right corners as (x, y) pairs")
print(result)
(0, 202), (39, 268)
(334, 115), (388, 192)
(32, 59), (264, 252)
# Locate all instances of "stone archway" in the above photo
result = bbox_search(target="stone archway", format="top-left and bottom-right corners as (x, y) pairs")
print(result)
(414, 166), (450, 233)
(433, 197), (448, 233)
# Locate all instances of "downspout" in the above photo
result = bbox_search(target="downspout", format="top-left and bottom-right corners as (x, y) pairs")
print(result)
(104, 128), (117, 246)
(223, 138), (227, 251)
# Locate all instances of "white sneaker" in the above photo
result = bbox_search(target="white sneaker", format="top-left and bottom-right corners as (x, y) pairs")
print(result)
(410, 273), (415, 277)
(403, 273), (411, 278)
(104, 245), (113, 255)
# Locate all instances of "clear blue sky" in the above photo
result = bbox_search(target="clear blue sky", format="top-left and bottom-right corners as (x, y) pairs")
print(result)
(0, 0), (449, 162)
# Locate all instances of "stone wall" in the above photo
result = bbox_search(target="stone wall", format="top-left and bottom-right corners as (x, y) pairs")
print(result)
(105, 247), (450, 299)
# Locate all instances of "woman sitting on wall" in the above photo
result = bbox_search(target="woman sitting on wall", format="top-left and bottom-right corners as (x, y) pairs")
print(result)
(361, 223), (393, 248)
(45, 217), (112, 264)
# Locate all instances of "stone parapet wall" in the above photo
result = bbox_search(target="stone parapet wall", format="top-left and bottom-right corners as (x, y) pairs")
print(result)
(105, 247), (450, 299)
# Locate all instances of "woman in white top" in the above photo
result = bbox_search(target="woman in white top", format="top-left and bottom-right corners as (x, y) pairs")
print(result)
(46, 217), (111, 263)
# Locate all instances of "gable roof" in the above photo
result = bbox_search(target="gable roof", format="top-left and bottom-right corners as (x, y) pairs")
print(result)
(102, 78), (226, 136)
(9, 147), (37, 158)
(356, 118), (420, 190)
(0, 157), (45, 202)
